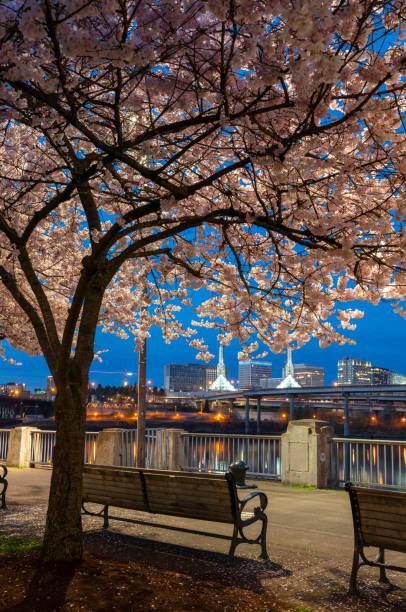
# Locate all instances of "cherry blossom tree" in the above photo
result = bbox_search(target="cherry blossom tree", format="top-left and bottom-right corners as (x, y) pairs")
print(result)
(0, 0), (405, 561)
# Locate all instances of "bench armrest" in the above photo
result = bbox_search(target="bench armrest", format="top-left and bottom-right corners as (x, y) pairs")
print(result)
(239, 490), (268, 513)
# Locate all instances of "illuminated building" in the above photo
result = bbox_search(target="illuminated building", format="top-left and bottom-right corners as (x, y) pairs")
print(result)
(371, 367), (391, 385)
(0, 381), (27, 397)
(164, 363), (220, 392)
(337, 358), (372, 385)
(391, 371), (406, 384)
(238, 361), (273, 390)
(260, 377), (283, 388)
(293, 364), (324, 387)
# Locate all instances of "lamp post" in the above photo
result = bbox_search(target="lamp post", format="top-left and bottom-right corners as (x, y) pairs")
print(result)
(136, 338), (147, 468)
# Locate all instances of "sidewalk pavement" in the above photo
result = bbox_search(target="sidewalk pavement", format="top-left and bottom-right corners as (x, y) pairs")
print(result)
(2, 468), (406, 610)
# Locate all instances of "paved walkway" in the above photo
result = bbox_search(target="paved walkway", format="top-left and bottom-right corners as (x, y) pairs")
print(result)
(3, 468), (406, 610)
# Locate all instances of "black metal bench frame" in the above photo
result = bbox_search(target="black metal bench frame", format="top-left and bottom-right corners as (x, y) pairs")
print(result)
(346, 482), (406, 595)
(82, 469), (268, 562)
(0, 464), (7, 509)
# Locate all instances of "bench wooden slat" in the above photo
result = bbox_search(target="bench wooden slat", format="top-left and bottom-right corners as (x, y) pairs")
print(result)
(84, 465), (226, 479)
(357, 501), (406, 518)
(83, 495), (148, 511)
(361, 534), (406, 553)
(360, 522), (406, 542)
(83, 485), (231, 509)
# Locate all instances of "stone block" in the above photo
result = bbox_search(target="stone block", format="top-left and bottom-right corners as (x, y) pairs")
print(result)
(6, 427), (40, 468)
(95, 429), (124, 466)
(281, 419), (333, 488)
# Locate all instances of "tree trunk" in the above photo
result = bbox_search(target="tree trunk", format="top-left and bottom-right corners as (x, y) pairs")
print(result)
(42, 364), (88, 562)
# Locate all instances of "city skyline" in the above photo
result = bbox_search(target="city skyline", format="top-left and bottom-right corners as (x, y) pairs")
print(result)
(0, 299), (405, 391)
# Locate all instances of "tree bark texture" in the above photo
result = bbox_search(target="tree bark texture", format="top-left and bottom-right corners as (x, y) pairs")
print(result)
(42, 363), (88, 562)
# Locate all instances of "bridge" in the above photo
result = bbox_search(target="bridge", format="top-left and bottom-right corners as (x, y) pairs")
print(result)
(199, 385), (406, 435)
(0, 394), (54, 420)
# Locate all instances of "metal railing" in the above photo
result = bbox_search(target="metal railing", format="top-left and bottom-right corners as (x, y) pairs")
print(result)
(330, 437), (406, 489)
(0, 429), (10, 461)
(120, 428), (163, 468)
(181, 433), (281, 479)
(30, 431), (99, 466)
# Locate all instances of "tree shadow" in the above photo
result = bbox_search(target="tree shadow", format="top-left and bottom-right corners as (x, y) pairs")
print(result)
(8, 560), (79, 612)
(83, 529), (291, 595)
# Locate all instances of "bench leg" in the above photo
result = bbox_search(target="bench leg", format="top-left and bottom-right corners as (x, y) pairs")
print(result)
(0, 481), (6, 509)
(377, 548), (390, 585)
(348, 548), (360, 595)
(228, 525), (238, 563)
(103, 505), (109, 529)
(259, 512), (269, 560)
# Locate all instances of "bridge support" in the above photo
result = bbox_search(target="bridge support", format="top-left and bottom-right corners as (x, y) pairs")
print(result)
(256, 397), (261, 434)
(245, 397), (250, 434)
(289, 395), (295, 421)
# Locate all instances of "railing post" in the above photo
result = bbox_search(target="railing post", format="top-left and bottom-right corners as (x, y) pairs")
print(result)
(343, 393), (351, 482)
(256, 397), (261, 434)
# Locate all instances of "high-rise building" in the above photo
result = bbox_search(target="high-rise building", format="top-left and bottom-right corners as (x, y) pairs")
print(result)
(371, 367), (391, 385)
(238, 361), (273, 389)
(164, 363), (219, 392)
(337, 358), (372, 385)
(293, 364), (324, 387)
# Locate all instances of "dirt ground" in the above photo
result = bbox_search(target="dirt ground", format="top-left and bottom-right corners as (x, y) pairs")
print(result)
(3, 472), (406, 612)
(2, 528), (406, 612)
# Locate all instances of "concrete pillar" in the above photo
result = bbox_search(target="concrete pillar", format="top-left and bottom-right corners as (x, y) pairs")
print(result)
(289, 395), (295, 421)
(245, 397), (250, 434)
(166, 429), (185, 471)
(6, 427), (40, 468)
(281, 419), (333, 488)
(343, 393), (350, 436)
(256, 397), (261, 434)
(343, 393), (350, 481)
(95, 429), (124, 466)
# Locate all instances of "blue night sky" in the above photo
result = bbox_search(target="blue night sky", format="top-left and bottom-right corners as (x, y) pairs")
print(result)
(0, 299), (404, 390)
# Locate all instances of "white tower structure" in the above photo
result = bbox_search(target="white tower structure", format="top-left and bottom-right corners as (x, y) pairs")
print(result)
(278, 348), (301, 389)
(210, 344), (236, 392)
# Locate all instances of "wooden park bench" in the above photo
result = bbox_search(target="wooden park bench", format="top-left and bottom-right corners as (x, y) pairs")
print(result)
(346, 482), (406, 594)
(82, 464), (269, 562)
(0, 464), (7, 508)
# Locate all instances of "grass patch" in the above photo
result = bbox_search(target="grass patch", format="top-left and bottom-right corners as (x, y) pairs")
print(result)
(288, 484), (318, 490)
(0, 534), (42, 555)
(293, 607), (315, 612)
